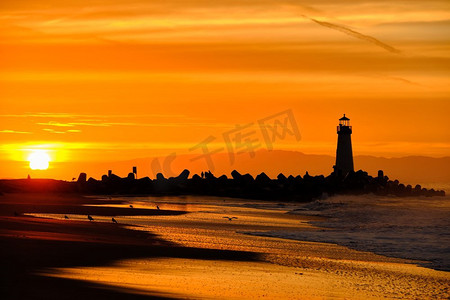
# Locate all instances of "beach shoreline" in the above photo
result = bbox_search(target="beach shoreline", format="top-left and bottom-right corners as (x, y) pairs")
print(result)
(1, 193), (448, 299)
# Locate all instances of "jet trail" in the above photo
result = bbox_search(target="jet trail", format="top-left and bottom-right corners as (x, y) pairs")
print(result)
(306, 16), (401, 54)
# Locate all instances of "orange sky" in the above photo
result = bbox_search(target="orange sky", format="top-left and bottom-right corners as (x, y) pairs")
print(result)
(0, 0), (449, 180)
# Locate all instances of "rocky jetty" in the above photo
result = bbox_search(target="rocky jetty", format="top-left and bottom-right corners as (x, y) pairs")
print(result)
(0, 169), (445, 201)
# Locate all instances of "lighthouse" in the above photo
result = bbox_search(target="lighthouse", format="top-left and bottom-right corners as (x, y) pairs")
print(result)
(334, 114), (354, 176)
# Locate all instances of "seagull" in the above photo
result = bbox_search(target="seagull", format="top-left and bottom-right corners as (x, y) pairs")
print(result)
(112, 217), (118, 224)
(64, 215), (69, 219)
(223, 216), (238, 221)
(88, 215), (94, 221)
(72, 178), (76, 181)
(129, 204), (133, 208)
(156, 205), (160, 210)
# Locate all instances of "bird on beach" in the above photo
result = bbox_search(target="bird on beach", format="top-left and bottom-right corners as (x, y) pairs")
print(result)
(112, 217), (118, 223)
(88, 215), (94, 221)
(223, 216), (238, 221)
(64, 215), (69, 219)
(129, 204), (133, 208)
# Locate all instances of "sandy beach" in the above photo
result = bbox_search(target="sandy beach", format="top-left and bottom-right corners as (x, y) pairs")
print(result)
(1, 193), (449, 299)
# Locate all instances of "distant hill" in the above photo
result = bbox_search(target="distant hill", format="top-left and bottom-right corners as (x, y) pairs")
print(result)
(354, 155), (450, 188)
(61, 150), (449, 189)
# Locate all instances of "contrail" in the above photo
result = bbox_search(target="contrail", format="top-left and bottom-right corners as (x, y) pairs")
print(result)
(304, 16), (401, 54)
(382, 76), (422, 87)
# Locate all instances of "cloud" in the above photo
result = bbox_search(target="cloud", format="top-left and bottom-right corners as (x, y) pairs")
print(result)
(67, 122), (110, 127)
(42, 128), (66, 134)
(1, 112), (186, 119)
(305, 16), (402, 54)
(41, 128), (81, 133)
(40, 121), (234, 128)
(382, 76), (422, 86)
(0, 129), (31, 134)
(37, 121), (75, 127)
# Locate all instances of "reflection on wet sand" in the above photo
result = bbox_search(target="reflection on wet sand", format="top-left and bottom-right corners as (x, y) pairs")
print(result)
(31, 195), (450, 299)
(1, 194), (449, 299)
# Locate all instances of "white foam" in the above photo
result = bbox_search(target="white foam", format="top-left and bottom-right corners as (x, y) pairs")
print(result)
(249, 194), (450, 271)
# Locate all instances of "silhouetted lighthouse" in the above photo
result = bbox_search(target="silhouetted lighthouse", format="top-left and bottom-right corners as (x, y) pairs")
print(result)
(334, 114), (354, 176)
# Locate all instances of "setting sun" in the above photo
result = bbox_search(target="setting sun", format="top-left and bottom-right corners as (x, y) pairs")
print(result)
(28, 150), (50, 170)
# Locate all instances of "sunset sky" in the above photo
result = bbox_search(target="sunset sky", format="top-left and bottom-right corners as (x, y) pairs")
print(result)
(1, 0), (449, 179)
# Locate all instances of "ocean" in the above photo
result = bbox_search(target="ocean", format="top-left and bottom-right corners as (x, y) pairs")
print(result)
(247, 194), (450, 271)
(28, 192), (450, 272)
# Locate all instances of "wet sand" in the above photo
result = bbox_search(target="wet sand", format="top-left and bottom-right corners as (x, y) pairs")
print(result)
(1, 193), (449, 299)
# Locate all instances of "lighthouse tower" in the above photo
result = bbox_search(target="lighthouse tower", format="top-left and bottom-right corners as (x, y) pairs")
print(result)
(334, 114), (354, 176)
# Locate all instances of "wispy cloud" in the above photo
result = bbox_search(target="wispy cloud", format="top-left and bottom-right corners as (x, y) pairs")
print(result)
(380, 75), (422, 86)
(304, 16), (402, 54)
(37, 121), (75, 127)
(39, 120), (235, 128)
(42, 128), (81, 134)
(38, 121), (109, 127)
(1, 112), (186, 119)
(42, 128), (66, 134)
(2, 112), (234, 133)
(0, 129), (31, 134)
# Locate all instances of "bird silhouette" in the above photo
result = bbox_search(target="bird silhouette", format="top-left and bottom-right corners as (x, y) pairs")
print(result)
(112, 217), (118, 223)
(223, 216), (238, 221)
(88, 215), (94, 221)
(72, 177), (76, 181)
(129, 204), (133, 208)
(156, 205), (160, 210)
(64, 215), (69, 219)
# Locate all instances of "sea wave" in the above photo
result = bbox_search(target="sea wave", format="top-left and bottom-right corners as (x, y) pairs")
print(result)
(247, 194), (450, 271)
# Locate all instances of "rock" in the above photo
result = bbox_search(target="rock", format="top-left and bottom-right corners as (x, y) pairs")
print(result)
(109, 174), (121, 181)
(277, 173), (287, 181)
(77, 173), (87, 183)
(256, 172), (271, 183)
(176, 169), (190, 180)
(377, 170), (384, 179)
(242, 173), (254, 182)
(87, 177), (97, 184)
(231, 170), (242, 180)
(205, 171), (216, 179)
